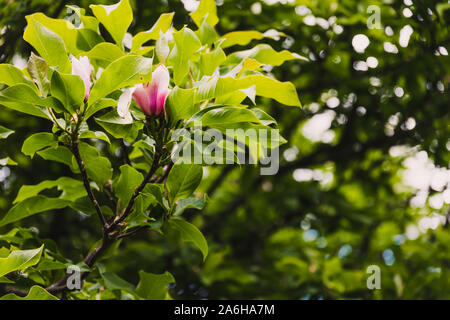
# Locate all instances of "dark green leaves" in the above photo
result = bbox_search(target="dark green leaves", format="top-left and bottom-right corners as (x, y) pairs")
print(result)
(174, 195), (207, 216)
(167, 163), (203, 204)
(167, 217), (208, 261)
(14, 177), (86, 204)
(136, 271), (174, 300)
(0, 196), (70, 227)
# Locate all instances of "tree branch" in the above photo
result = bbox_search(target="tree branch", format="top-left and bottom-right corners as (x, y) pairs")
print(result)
(109, 151), (161, 229)
(71, 140), (108, 229)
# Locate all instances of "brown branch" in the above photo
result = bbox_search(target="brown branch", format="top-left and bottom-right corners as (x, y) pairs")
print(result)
(71, 140), (108, 229)
(155, 161), (174, 183)
(109, 151), (161, 229)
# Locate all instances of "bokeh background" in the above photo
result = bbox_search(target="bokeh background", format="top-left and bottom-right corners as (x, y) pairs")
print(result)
(0, 0), (449, 299)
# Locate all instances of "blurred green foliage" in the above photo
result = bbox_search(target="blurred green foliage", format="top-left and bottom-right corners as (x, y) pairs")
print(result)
(0, 0), (449, 299)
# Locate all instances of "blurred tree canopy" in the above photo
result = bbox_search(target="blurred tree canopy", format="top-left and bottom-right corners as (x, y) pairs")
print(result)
(0, 0), (449, 299)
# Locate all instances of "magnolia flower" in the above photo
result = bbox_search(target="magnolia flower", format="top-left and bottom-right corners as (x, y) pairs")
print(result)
(71, 56), (92, 101)
(118, 64), (170, 118)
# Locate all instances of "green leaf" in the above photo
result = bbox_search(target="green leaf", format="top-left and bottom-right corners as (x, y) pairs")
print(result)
(136, 271), (174, 300)
(0, 196), (70, 227)
(0, 158), (18, 166)
(85, 43), (125, 69)
(50, 70), (85, 114)
(37, 146), (77, 171)
(190, 106), (262, 127)
(0, 99), (50, 119)
(79, 130), (110, 144)
(96, 111), (144, 143)
(24, 16), (71, 73)
(76, 28), (104, 52)
(0, 246), (44, 277)
(0, 285), (58, 300)
(166, 86), (197, 123)
(14, 177), (86, 204)
(131, 13), (174, 53)
(27, 53), (50, 96)
(251, 107), (277, 126)
(196, 20), (219, 46)
(22, 132), (58, 158)
(190, 0), (219, 28)
(199, 46), (226, 76)
(226, 44), (307, 66)
(0, 84), (65, 113)
(88, 55), (153, 106)
(27, 13), (79, 55)
(0, 277), (14, 284)
(196, 75), (301, 107)
(0, 64), (37, 92)
(102, 272), (136, 294)
(174, 195), (207, 216)
(220, 30), (264, 48)
(167, 163), (203, 204)
(85, 98), (117, 120)
(90, 0), (133, 47)
(114, 165), (143, 210)
(77, 141), (112, 187)
(167, 217), (208, 261)
(0, 125), (14, 139)
(168, 27), (202, 86)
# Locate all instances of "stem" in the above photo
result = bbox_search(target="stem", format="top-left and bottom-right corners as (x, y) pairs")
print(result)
(71, 139), (108, 229)
(110, 151), (161, 228)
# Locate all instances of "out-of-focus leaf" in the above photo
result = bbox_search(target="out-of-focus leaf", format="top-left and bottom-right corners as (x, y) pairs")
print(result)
(0, 125), (14, 139)
(190, 0), (219, 28)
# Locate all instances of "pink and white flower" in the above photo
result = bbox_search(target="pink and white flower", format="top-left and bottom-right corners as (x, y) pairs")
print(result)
(71, 56), (92, 101)
(118, 64), (170, 118)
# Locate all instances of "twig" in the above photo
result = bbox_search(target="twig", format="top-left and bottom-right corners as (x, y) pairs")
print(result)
(109, 151), (161, 228)
(71, 140), (108, 229)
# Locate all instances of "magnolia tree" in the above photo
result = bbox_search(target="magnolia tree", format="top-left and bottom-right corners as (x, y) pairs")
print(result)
(0, 0), (302, 299)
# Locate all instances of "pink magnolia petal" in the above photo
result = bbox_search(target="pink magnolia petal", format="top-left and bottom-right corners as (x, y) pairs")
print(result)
(118, 87), (136, 118)
(156, 88), (170, 115)
(152, 64), (170, 92)
(72, 56), (92, 100)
